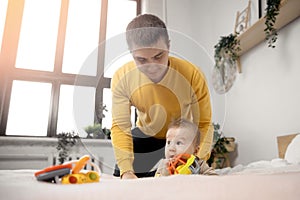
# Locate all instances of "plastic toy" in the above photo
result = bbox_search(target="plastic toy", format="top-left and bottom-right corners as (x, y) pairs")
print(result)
(61, 155), (100, 184)
(167, 153), (201, 175)
(34, 155), (101, 184)
(34, 163), (72, 183)
(61, 171), (99, 184)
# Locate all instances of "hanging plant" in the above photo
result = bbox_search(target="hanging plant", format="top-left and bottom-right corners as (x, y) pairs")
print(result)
(264, 0), (281, 48)
(214, 33), (241, 67)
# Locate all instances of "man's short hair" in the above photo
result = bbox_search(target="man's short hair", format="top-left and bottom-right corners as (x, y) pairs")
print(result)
(126, 14), (169, 50)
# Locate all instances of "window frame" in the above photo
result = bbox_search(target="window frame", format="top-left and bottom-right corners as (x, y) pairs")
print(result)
(0, 0), (141, 137)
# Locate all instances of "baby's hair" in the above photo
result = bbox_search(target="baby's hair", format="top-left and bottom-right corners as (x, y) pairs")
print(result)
(168, 118), (200, 147)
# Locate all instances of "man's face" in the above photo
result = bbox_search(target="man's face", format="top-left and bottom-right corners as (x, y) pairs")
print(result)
(131, 39), (169, 83)
(165, 127), (196, 160)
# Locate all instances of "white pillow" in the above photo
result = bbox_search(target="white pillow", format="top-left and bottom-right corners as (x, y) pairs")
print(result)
(285, 134), (300, 164)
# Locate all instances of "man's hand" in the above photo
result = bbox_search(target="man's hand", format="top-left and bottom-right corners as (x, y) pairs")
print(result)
(121, 171), (138, 179)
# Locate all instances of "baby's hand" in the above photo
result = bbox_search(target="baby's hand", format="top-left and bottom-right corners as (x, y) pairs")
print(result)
(157, 159), (171, 176)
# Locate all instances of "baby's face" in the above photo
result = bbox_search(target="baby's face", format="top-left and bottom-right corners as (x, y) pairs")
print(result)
(165, 127), (196, 159)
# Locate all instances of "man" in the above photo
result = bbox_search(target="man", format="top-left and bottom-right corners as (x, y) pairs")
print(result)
(111, 14), (212, 179)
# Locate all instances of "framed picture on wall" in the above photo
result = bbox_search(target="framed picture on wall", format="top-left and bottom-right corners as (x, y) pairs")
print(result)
(234, 1), (251, 34)
(258, 0), (267, 18)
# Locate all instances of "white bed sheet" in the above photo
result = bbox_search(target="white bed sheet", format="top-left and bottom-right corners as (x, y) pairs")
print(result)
(0, 162), (300, 200)
(216, 158), (300, 175)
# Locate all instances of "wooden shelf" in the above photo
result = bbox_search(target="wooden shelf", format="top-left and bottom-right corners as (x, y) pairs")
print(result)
(237, 0), (300, 72)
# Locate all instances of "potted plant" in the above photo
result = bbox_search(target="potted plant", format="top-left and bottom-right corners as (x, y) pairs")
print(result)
(84, 103), (111, 139)
(56, 131), (80, 164)
(84, 123), (111, 139)
(207, 123), (236, 169)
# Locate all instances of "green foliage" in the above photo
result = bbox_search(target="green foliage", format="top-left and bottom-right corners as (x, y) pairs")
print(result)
(56, 131), (80, 164)
(211, 123), (230, 154)
(85, 123), (102, 134)
(264, 0), (281, 48)
(84, 123), (111, 139)
(102, 127), (111, 139)
(208, 123), (231, 166)
(85, 103), (111, 139)
(214, 33), (241, 67)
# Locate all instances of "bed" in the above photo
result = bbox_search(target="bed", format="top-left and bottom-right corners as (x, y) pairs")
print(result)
(0, 133), (299, 200)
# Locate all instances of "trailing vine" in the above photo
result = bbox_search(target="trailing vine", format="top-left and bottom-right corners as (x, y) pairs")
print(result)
(264, 0), (281, 48)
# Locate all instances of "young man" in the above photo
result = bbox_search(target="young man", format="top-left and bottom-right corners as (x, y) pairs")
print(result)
(111, 14), (213, 179)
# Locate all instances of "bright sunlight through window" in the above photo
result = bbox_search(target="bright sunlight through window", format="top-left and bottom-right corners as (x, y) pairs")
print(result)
(1, 0), (137, 137)
(0, 0), (8, 53)
(15, 0), (60, 71)
(6, 81), (52, 136)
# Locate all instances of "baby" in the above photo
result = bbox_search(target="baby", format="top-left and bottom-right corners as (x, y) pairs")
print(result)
(155, 118), (217, 176)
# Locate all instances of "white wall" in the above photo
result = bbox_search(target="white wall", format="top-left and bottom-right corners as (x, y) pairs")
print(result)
(225, 18), (300, 165)
(142, 0), (300, 165)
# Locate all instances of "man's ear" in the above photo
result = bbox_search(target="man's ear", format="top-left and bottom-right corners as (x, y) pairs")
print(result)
(167, 40), (171, 49)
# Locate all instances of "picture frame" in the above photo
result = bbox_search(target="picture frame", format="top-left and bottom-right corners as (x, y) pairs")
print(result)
(234, 1), (251, 34)
(258, 0), (267, 18)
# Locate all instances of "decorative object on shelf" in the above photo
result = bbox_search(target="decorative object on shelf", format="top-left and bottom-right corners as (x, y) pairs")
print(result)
(84, 123), (111, 139)
(264, 0), (281, 48)
(84, 103), (111, 139)
(207, 123), (236, 169)
(234, 0), (251, 34)
(56, 131), (80, 164)
(212, 33), (241, 94)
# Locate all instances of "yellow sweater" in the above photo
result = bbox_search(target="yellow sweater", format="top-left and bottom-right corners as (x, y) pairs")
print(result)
(111, 56), (213, 175)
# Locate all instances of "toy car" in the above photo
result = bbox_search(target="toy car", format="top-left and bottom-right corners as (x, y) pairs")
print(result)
(34, 155), (101, 184)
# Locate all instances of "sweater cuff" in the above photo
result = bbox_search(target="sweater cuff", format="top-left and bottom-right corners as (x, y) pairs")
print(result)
(119, 158), (134, 176)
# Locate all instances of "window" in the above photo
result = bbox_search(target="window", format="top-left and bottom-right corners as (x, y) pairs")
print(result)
(6, 81), (52, 136)
(0, 0), (8, 54)
(0, 0), (140, 137)
(62, 0), (101, 76)
(15, 0), (60, 71)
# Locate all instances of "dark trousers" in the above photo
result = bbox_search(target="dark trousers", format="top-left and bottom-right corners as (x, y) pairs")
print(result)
(113, 127), (166, 178)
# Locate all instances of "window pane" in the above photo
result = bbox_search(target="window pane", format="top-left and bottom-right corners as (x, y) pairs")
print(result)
(62, 0), (101, 76)
(104, 0), (136, 78)
(102, 88), (135, 129)
(57, 85), (95, 138)
(0, 0), (8, 54)
(106, 0), (136, 39)
(6, 81), (52, 136)
(15, 0), (60, 71)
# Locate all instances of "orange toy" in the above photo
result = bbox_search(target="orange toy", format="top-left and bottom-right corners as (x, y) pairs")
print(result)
(167, 153), (201, 175)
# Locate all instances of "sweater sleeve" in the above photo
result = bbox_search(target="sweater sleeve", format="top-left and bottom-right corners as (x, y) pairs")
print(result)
(191, 68), (213, 161)
(110, 69), (134, 176)
(198, 159), (218, 175)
